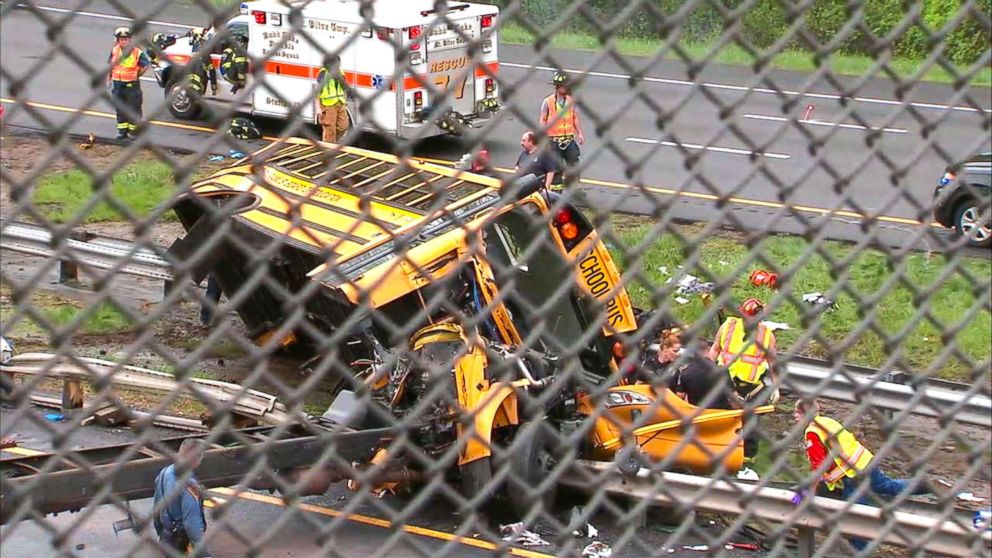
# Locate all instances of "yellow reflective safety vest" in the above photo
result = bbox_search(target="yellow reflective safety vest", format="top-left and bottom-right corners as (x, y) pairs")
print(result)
(318, 68), (346, 107)
(544, 93), (576, 138)
(110, 45), (143, 82)
(805, 415), (874, 490)
(714, 317), (774, 384)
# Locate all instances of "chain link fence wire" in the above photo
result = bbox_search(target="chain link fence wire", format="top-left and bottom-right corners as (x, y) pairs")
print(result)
(1, 0), (990, 556)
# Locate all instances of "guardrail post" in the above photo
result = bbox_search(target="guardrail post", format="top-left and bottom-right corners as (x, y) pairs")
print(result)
(795, 526), (815, 557)
(58, 258), (79, 285)
(61, 378), (83, 414)
(56, 231), (90, 285)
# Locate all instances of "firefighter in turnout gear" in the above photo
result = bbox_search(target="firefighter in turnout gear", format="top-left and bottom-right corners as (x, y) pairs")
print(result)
(539, 71), (585, 191)
(792, 398), (933, 552)
(707, 298), (781, 465)
(189, 27), (218, 96)
(107, 27), (150, 140)
(184, 29), (215, 101)
(220, 35), (248, 94)
(315, 55), (349, 143)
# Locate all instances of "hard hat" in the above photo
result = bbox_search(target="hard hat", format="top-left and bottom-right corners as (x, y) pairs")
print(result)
(749, 268), (778, 289)
(739, 298), (764, 317)
(551, 71), (570, 87)
(114, 26), (132, 38)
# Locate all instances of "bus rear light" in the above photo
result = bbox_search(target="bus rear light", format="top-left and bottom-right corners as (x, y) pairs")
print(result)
(485, 78), (495, 96)
(552, 206), (591, 251)
(376, 27), (392, 40)
(410, 51), (422, 65)
(252, 10), (266, 24)
(482, 39), (493, 53)
(414, 91), (423, 108)
(480, 14), (494, 28)
(560, 222), (579, 240)
(408, 26), (422, 40)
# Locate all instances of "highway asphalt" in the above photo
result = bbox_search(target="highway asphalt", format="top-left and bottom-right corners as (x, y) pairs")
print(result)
(2, 0), (990, 252)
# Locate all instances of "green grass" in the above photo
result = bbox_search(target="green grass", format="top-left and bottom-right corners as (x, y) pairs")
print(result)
(41, 300), (133, 335)
(32, 159), (178, 224)
(500, 22), (992, 88)
(606, 220), (992, 381)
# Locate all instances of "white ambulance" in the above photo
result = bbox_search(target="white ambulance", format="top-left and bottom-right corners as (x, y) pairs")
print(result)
(154, 0), (501, 139)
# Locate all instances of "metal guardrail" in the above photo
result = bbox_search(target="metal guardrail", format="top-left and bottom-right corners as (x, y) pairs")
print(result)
(782, 357), (992, 428)
(0, 426), (392, 523)
(0, 220), (174, 282)
(565, 460), (992, 558)
(1, 353), (303, 427)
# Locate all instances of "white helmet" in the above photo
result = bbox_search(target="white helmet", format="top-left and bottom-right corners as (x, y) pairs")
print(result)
(114, 26), (132, 38)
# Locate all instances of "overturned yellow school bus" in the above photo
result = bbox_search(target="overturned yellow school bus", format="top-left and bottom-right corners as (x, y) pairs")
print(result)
(169, 138), (757, 503)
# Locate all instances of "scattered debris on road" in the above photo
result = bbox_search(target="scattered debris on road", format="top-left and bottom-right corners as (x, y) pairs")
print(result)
(581, 541), (612, 557)
(500, 522), (551, 546)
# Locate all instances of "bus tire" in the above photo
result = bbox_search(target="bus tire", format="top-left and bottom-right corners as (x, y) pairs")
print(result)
(507, 420), (558, 517)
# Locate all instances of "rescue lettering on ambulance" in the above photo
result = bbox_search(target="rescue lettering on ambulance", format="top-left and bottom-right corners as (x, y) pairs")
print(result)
(578, 250), (636, 333)
(429, 56), (469, 73)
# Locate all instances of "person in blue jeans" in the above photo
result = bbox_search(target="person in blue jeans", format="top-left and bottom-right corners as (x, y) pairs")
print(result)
(792, 398), (932, 552)
(199, 275), (222, 326)
(153, 438), (212, 557)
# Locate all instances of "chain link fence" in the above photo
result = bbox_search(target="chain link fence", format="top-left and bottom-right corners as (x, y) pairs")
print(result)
(1, 0), (990, 556)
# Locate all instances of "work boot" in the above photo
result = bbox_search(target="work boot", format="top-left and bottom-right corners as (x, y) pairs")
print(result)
(116, 132), (129, 140)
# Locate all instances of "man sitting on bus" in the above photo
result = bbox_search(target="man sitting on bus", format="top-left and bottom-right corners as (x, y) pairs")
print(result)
(514, 131), (559, 191)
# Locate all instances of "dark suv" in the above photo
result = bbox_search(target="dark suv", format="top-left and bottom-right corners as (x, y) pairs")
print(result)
(933, 152), (991, 248)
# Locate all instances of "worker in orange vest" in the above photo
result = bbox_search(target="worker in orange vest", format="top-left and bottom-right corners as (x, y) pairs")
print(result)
(107, 27), (150, 140)
(539, 72), (585, 191)
(707, 298), (780, 467)
(792, 398), (932, 551)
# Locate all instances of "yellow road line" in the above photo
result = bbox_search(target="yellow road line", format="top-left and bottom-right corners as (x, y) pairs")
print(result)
(1, 446), (48, 457)
(1, 97), (940, 229)
(210, 487), (554, 558)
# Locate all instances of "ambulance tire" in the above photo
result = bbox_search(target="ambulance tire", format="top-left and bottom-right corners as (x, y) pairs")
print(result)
(166, 82), (201, 120)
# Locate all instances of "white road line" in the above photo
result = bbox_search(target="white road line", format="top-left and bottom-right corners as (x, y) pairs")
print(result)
(625, 137), (792, 159)
(11, 3), (196, 30)
(13, 3), (991, 114)
(501, 62), (992, 114)
(742, 113), (908, 134)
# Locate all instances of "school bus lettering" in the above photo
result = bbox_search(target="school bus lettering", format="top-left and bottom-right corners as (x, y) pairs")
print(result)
(579, 254), (624, 326)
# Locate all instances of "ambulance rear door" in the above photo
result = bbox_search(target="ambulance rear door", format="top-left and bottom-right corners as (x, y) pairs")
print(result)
(418, 8), (489, 117)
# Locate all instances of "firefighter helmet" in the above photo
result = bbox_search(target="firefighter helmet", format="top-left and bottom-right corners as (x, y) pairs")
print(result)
(113, 27), (132, 38)
(739, 298), (764, 317)
(551, 71), (570, 87)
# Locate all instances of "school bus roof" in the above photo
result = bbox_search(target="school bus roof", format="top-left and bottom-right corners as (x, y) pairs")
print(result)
(187, 138), (503, 266)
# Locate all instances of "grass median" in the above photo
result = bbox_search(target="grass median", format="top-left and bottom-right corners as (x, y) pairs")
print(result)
(606, 218), (991, 381)
(500, 23), (992, 88)
(31, 157), (179, 224)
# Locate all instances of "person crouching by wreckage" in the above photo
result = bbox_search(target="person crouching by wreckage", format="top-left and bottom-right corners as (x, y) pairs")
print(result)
(153, 439), (212, 557)
(659, 328), (741, 410)
(792, 397), (933, 552)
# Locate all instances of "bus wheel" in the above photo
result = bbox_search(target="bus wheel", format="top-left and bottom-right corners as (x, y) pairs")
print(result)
(166, 83), (200, 120)
(507, 420), (558, 517)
